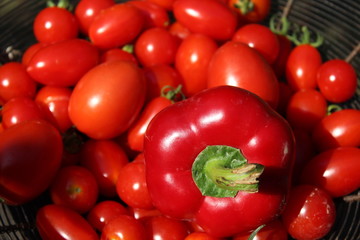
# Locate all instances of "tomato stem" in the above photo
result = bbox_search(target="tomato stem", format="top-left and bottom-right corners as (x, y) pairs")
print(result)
(343, 193), (360, 202)
(248, 224), (266, 240)
(233, 0), (254, 15)
(287, 25), (324, 48)
(161, 85), (186, 102)
(345, 42), (360, 63)
(327, 104), (343, 115)
(122, 44), (134, 54)
(47, 0), (73, 11)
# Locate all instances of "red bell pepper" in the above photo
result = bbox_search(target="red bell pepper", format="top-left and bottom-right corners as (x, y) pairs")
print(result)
(144, 86), (295, 237)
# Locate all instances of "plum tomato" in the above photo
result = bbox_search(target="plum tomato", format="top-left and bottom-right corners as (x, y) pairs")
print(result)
(168, 21), (192, 40)
(100, 47), (138, 65)
(101, 215), (147, 240)
(144, 0), (175, 11)
(228, 0), (271, 23)
(21, 42), (49, 66)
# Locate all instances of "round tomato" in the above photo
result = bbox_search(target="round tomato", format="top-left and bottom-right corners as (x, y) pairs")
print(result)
(68, 60), (146, 140)
(207, 41), (279, 108)
(101, 215), (147, 240)
(228, 0), (271, 23)
(143, 215), (190, 240)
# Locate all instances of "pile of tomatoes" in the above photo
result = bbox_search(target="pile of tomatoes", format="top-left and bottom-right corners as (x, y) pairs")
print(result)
(0, 0), (359, 239)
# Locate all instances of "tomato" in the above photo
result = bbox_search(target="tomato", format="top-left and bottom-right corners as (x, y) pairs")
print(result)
(300, 147), (360, 198)
(232, 24), (280, 64)
(173, 0), (238, 41)
(276, 81), (294, 116)
(281, 184), (336, 240)
(285, 44), (322, 91)
(144, 0), (175, 11)
(130, 207), (162, 221)
(116, 160), (154, 209)
(33, 6), (79, 43)
(68, 60), (146, 140)
(21, 42), (49, 66)
(185, 232), (225, 240)
(36, 204), (98, 240)
(100, 47), (138, 64)
(35, 86), (73, 133)
(316, 59), (357, 103)
(101, 215), (147, 240)
(271, 34), (293, 79)
(80, 139), (129, 197)
(74, 0), (115, 35)
(143, 215), (190, 240)
(88, 3), (145, 50)
(207, 41), (279, 108)
(175, 33), (218, 97)
(228, 0), (271, 23)
(135, 27), (181, 67)
(169, 21), (192, 40)
(232, 219), (287, 240)
(286, 89), (328, 132)
(0, 120), (62, 205)
(27, 39), (100, 87)
(87, 200), (129, 232)
(128, 0), (170, 29)
(312, 109), (360, 151)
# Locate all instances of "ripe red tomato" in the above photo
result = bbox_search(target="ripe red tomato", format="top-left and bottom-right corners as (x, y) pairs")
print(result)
(169, 21), (192, 40)
(100, 48), (138, 64)
(285, 44), (322, 91)
(74, 0), (115, 35)
(80, 139), (129, 197)
(185, 232), (225, 240)
(68, 60), (146, 140)
(26, 39), (100, 87)
(271, 34), (293, 79)
(207, 41), (279, 108)
(135, 27), (181, 67)
(228, 0), (271, 23)
(144, 0), (175, 11)
(33, 6), (79, 43)
(36, 204), (98, 240)
(0, 62), (37, 104)
(232, 23), (280, 64)
(116, 160), (154, 209)
(21, 42), (48, 66)
(300, 147), (360, 198)
(312, 109), (360, 151)
(88, 3), (145, 49)
(232, 219), (288, 240)
(175, 33), (218, 97)
(101, 215), (147, 240)
(173, 0), (238, 41)
(143, 215), (190, 240)
(316, 59), (357, 103)
(129, 206), (162, 221)
(0, 120), (62, 205)
(281, 184), (336, 240)
(276, 81), (294, 116)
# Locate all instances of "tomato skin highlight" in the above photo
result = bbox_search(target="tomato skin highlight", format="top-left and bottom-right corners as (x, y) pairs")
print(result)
(68, 60), (146, 140)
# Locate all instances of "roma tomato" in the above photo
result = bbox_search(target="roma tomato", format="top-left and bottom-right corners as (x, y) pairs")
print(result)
(80, 139), (129, 197)
(88, 3), (145, 49)
(285, 44), (322, 91)
(312, 109), (360, 151)
(300, 147), (360, 198)
(0, 120), (62, 205)
(175, 33), (218, 97)
(33, 6), (79, 43)
(100, 47), (138, 64)
(281, 185), (336, 240)
(316, 59), (357, 103)
(21, 42), (49, 66)
(68, 60), (146, 140)
(0, 62), (37, 104)
(207, 41), (279, 108)
(173, 0), (238, 41)
(144, 0), (175, 11)
(27, 39), (100, 87)
(36, 204), (98, 240)
(232, 220), (287, 240)
(232, 23), (280, 64)
(228, 0), (271, 23)
(101, 215), (147, 240)
(143, 215), (190, 240)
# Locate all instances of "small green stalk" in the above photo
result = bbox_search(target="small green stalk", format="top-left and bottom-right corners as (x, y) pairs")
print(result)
(233, 0), (254, 15)
(161, 85), (186, 103)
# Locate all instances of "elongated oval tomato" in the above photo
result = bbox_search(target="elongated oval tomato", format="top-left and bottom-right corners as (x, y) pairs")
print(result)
(207, 41), (279, 108)
(68, 60), (146, 140)
(173, 0), (237, 41)
(27, 39), (99, 87)
(0, 120), (62, 205)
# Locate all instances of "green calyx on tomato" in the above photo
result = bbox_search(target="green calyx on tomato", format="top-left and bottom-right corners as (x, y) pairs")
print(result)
(192, 145), (264, 197)
(161, 84), (185, 103)
(232, 0), (254, 15)
(47, 0), (72, 10)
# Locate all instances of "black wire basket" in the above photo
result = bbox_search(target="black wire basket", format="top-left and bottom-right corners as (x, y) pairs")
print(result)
(0, 0), (359, 239)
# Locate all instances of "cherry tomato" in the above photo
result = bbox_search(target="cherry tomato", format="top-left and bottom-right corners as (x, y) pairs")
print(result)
(285, 44), (322, 91)
(116, 160), (154, 209)
(316, 59), (357, 103)
(87, 200), (129, 232)
(173, 0), (238, 41)
(232, 23), (280, 64)
(100, 47), (138, 65)
(88, 3), (145, 50)
(33, 6), (79, 43)
(68, 60), (146, 140)
(74, 0), (115, 35)
(135, 27), (181, 67)
(232, 219), (288, 240)
(286, 89), (328, 132)
(144, 0), (175, 11)
(101, 215), (147, 240)
(36, 204), (98, 240)
(300, 147), (360, 198)
(312, 109), (360, 151)
(207, 41), (279, 108)
(80, 139), (129, 197)
(228, 0), (271, 23)
(0, 62), (37, 104)
(35, 86), (73, 133)
(169, 21), (192, 40)
(281, 184), (336, 240)
(185, 232), (225, 240)
(143, 215), (190, 240)
(27, 39), (100, 87)
(0, 120), (62, 205)
(175, 33), (218, 97)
